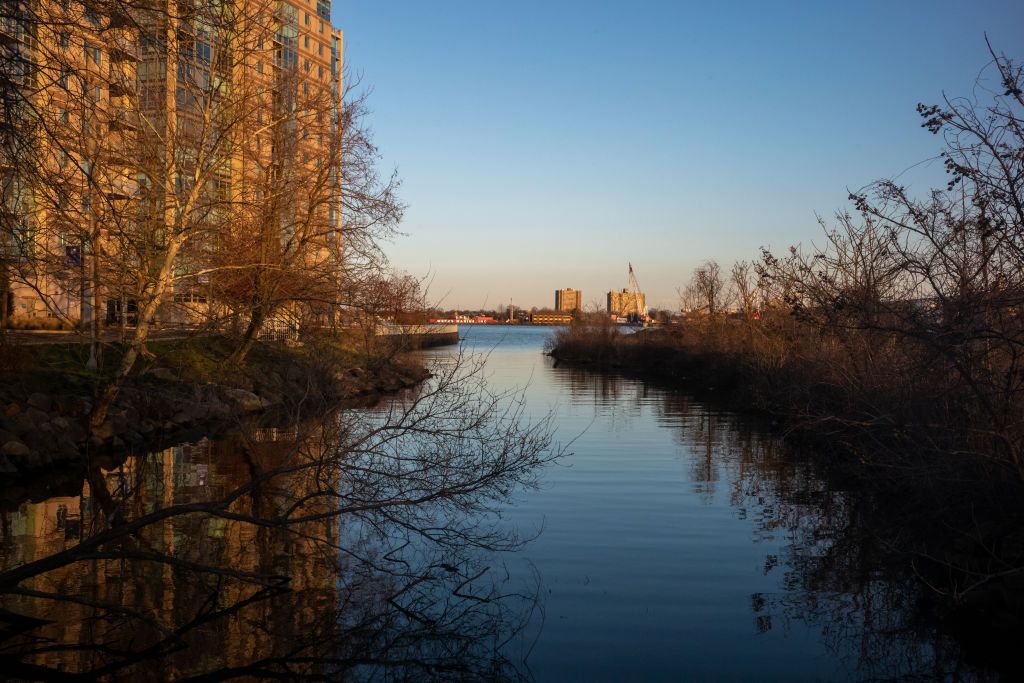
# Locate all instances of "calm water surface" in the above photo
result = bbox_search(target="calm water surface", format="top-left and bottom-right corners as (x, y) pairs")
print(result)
(445, 326), (842, 681)
(0, 325), (986, 680)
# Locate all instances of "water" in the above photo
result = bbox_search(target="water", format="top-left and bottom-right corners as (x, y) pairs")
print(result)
(443, 326), (841, 680)
(0, 325), (993, 680)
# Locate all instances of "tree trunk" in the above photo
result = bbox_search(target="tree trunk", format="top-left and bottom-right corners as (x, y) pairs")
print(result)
(230, 302), (266, 364)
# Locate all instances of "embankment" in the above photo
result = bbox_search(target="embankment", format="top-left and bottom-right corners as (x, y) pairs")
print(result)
(0, 334), (431, 489)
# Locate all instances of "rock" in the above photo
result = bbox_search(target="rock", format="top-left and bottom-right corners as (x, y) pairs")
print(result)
(68, 421), (88, 444)
(259, 391), (283, 407)
(111, 436), (126, 450)
(147, 367), (179, 382)
(171, 412), (192, 426)
(25, 407), (50, 427)
(0, 429), (16, 445)
(0, 455), (16, 474)
(51, 417), (71, 431)
(4, 404), (20, 417)
(3, 414), (33, 437)
(26, 392), (53, 412)
(56, 435), (79, 459)
(187, 403), (208, 421)
(221, 388), (266, 413)
(138, 419), (156, 435)
(2, 440), (30, 457)
(54, 394), (88, 417)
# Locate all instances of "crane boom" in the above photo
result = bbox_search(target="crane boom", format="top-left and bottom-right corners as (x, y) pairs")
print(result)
(627, 262), (649, 323)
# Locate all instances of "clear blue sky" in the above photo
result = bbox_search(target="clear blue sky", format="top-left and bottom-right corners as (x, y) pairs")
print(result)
(331, 1), (1023, 310)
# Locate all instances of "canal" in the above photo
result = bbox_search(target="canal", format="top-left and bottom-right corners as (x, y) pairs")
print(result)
(0, 325), (996, 680)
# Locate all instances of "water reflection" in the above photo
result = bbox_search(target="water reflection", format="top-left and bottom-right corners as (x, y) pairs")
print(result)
(0, 355), (555, 680)
(548, 363), (1003, 681)
(0, 327), (1016, 681)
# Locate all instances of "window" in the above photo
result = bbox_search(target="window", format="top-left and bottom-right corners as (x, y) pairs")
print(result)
(318, 65), (323, 78)
(319, 21), (324, 33)
(257, 61), (263, 74)
(304, 36), (309, 48)
(318, 43), (323, 56)
(304, 12), (310, 25)
(92, 47), (101, 66)
(94, 85), (101, 101)
(58, 32), (69, 48)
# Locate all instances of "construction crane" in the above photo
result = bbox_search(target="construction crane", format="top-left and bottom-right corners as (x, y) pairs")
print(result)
(627, 262), (650, 326)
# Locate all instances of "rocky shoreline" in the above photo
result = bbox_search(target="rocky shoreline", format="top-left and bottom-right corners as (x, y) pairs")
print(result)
(0, 351), (430, 486)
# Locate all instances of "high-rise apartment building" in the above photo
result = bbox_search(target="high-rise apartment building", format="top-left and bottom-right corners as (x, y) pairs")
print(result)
(555, 288), (582, 313)
(0, 0), (344, 328)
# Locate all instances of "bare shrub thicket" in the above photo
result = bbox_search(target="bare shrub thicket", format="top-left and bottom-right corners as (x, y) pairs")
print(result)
(662, 44), (1024, 477)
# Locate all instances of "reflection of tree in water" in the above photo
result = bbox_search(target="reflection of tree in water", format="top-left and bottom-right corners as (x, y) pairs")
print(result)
(668, 393), (1015, 680)
(0, 355), (556, 680)
(555, 365), (1007, 680)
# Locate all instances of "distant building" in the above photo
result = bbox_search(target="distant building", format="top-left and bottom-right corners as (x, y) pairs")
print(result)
(607, 289), (646, 316)
(555, 289), (583, 313)
(531, 312), (573, 325)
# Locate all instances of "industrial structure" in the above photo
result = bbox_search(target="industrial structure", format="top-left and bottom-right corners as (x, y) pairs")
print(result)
(555, 288), (582, 313)
(607, 263), (649, 323)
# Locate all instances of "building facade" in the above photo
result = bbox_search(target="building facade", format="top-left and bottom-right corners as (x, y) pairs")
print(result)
(554, 288), (582, 313)
(0, 0), (344, 328)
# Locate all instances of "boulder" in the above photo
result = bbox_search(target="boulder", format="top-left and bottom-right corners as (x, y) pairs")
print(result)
(221, 388), (267, 413)
(25, 407), (51, 427)
(1, 440), (29, 457)
(3, 413), (33, 437)
(171, 412), (193, 426)
(26, 392), (53, 412)
(68, 421), (88, 444)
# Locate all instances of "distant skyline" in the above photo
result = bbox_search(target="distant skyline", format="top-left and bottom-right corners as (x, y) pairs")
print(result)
(332, 1), (1024, 309)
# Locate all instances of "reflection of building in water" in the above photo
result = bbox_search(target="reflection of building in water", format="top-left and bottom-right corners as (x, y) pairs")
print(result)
(0, 425), (339, 678)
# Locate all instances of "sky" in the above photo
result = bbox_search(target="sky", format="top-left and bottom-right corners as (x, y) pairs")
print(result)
(331, 1), (1024, 310)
